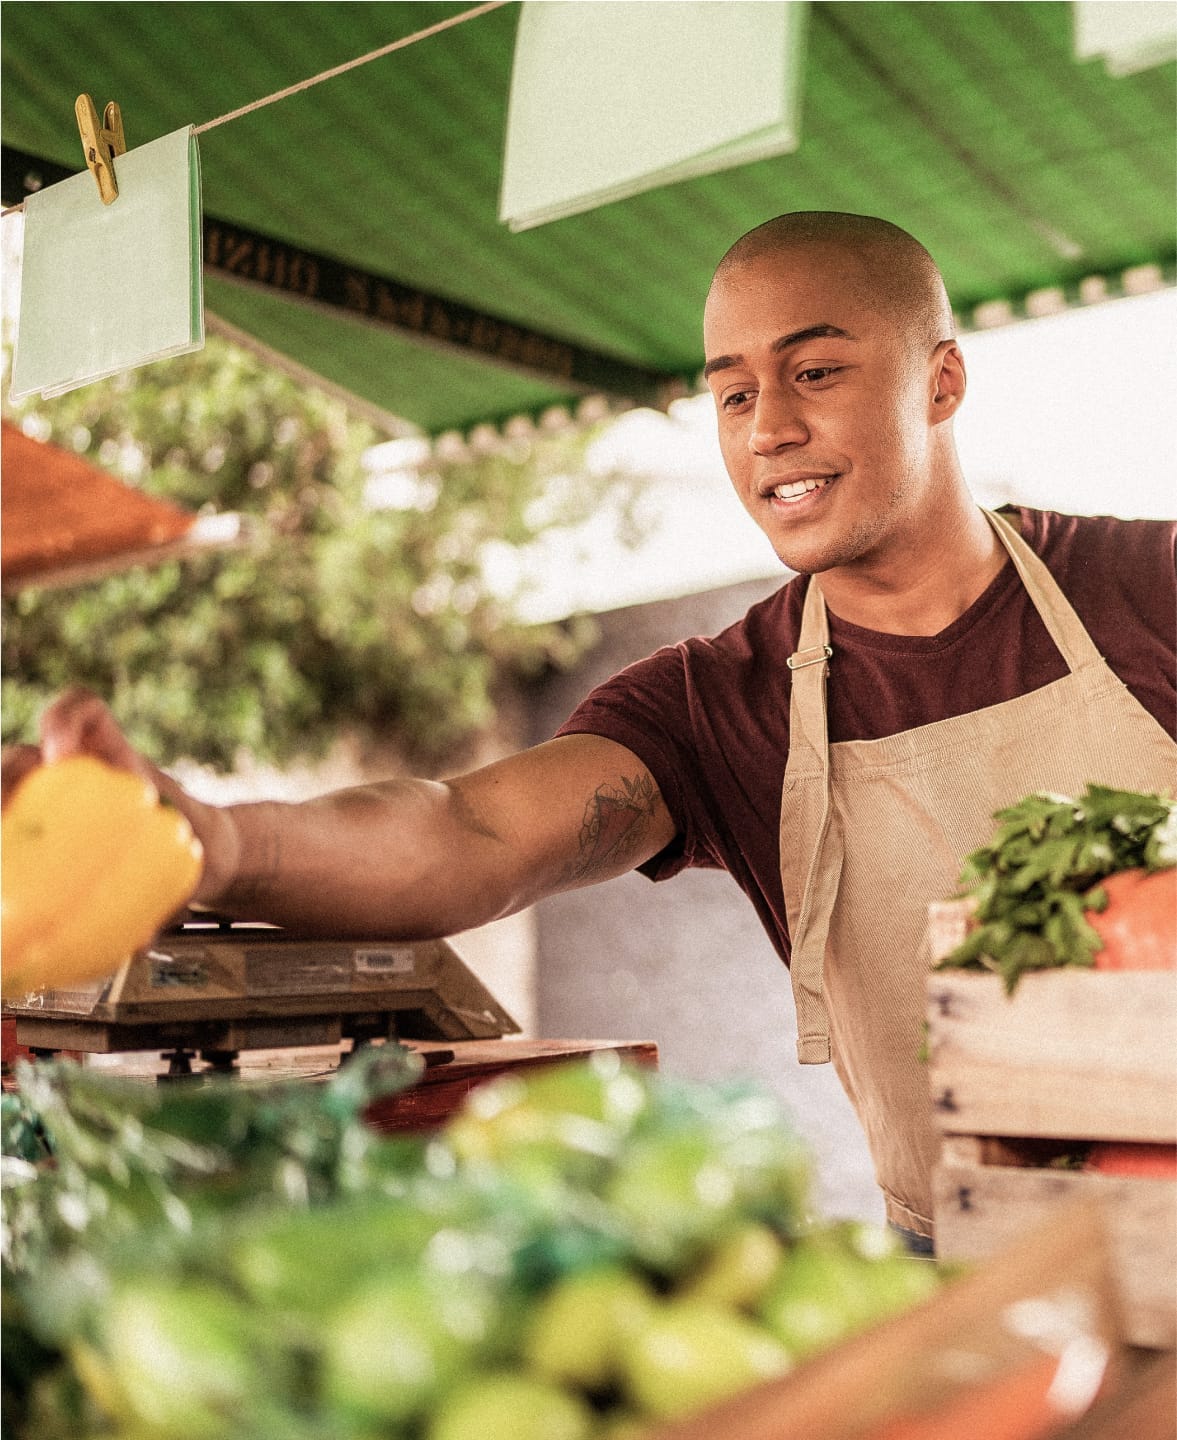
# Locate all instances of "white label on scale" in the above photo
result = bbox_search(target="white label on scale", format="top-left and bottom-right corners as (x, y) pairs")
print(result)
(353, 947), (416, 976)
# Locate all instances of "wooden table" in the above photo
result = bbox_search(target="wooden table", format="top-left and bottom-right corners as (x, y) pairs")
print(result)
(364, 1038), (659, 1133)
(3, 1029), (660, 1133)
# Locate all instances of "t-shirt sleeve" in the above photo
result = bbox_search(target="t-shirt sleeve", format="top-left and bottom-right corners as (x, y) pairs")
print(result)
(555, 646), (717, 881)
(1022, 508), (1177, 737)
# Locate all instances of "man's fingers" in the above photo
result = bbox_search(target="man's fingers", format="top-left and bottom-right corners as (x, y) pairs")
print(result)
(14, 687), (220, 905)
(39, 687), (153, 781)
(1, 743), (43, 809)
(4, 688), (158, 808)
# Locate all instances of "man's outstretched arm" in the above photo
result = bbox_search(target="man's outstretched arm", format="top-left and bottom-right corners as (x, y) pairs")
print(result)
(19, 688), (677, 939)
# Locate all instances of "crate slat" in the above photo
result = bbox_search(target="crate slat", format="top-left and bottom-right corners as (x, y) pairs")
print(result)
(927, 971), (1177, 1142)
(927, 967), (1176, 1349)
(933, 1161), (1176, 1349)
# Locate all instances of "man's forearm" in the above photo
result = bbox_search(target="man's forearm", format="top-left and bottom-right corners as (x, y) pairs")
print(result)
(189, 778), (507, 938)
(23, 692), (674, 943)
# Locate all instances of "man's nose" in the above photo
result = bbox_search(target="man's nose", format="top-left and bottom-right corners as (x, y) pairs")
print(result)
(749, 390), (807, 455)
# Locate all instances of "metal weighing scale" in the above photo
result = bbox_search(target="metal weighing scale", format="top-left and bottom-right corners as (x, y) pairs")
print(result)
(2, 914), (520, 1078)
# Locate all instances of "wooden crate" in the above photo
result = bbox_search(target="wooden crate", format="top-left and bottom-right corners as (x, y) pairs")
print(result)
(926, 969), (1177, 1349)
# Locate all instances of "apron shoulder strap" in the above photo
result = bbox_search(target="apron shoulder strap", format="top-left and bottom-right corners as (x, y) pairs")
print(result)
(784, 578), (838, 1063)
(983, 509), (1105, 674)
(787, 577), (832, 766)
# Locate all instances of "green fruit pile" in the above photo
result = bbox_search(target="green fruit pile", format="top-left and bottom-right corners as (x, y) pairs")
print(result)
(3, 1053), (942, 1439)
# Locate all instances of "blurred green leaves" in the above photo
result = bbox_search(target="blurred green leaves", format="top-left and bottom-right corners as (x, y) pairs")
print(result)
(2, 337), (630, 770)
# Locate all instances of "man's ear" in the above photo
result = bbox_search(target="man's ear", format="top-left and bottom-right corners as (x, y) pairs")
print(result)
(930, 340), (966, 422)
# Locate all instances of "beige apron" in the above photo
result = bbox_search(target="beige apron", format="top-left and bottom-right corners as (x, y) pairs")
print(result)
(779, 508), (1177, 1234)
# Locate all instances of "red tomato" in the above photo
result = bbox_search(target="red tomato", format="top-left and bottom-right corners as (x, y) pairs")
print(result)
(1084, 1142), (1177, 1179)
(1086, 868), (1176, 971)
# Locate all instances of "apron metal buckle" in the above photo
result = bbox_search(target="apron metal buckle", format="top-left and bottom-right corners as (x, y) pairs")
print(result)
(786, 644), (833, 671)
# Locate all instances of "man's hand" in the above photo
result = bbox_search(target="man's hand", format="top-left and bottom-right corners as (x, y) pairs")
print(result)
(1, 743), (41, 808)
(37, 686), (158, 778)
(2, 685), (149, 812)
(8, 688), (236, 907)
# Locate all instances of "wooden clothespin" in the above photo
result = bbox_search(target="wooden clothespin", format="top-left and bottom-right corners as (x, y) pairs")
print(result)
(75, 94), (126, 205)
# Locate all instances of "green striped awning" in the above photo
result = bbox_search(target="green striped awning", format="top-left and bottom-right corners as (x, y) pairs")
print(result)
(2, 2), (1173, 435)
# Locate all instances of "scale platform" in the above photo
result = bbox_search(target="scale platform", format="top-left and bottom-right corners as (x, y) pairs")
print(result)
(2, 916), (520, 1072)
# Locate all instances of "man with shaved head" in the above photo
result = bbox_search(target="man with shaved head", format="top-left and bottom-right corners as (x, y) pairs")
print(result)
(714, 211), (954, 352)
(11, 213), (1175, 1252)
(703, 210), (983, 607)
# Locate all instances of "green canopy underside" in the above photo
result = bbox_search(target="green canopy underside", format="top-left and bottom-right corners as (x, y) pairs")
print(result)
(3, 1), (1173, 433)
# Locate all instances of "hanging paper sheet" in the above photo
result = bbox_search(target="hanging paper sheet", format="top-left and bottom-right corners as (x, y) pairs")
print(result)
(1073, 0), (1177, 75)
(10, 127), (203, 400)
(500, 1), (807, 232)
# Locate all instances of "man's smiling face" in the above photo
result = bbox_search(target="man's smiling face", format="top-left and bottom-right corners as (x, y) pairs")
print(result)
(703, 243), (956, 579)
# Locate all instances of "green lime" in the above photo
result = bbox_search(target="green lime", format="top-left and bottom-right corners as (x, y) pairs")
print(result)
(427, 1370), (595, 1440)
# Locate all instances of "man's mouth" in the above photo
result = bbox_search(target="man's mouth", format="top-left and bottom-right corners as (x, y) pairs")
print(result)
(766, 474), (836, 504)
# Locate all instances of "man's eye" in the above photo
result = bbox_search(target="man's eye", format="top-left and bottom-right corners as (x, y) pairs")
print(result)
(797, 366), (838, 383)
(722, 389), (754, 410)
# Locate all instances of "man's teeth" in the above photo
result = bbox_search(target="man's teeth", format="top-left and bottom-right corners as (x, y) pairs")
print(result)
(773, 476), (832, 500)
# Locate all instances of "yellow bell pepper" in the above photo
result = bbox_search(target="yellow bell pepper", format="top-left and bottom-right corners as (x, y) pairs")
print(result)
(1, 755), (203, 997)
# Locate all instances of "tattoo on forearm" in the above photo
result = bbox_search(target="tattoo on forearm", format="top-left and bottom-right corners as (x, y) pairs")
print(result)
(570, 773), (659, 881)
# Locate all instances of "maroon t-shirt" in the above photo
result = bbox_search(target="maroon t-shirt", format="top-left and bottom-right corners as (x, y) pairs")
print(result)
(556, 508), (1177, 965)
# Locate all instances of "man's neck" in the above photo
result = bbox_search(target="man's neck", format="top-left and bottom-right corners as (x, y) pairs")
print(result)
(816, 505), (1010, 637)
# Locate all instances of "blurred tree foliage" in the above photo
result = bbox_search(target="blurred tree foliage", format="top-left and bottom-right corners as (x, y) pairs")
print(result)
(2, 336), (634, 770)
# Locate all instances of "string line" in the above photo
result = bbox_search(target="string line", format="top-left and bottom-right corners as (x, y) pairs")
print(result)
(193, 0), (511, 134)
(1, 0), (510, 216)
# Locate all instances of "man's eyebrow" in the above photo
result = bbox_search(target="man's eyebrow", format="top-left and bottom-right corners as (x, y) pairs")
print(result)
(702, 324), (857, 380)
